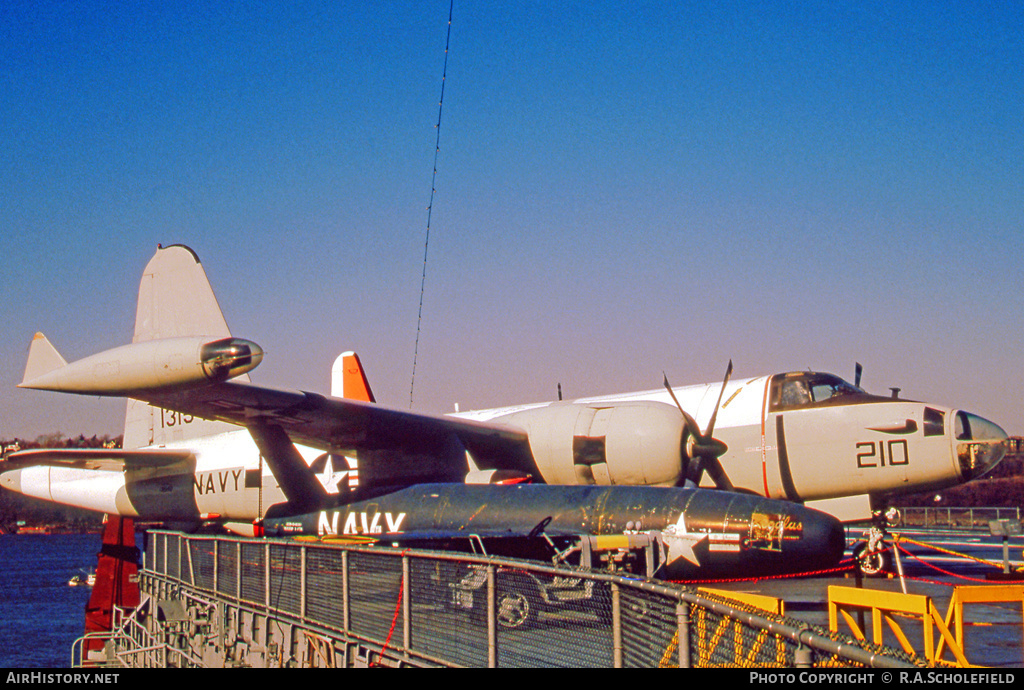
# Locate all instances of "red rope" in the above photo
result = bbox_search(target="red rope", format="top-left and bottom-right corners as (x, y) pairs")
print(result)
(669, 558), (858, 586)
(372, 549), (410, 667)
(893, 541), (995, 585)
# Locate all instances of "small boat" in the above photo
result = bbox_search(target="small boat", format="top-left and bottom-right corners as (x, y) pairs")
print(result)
(68, 571), (96, 587)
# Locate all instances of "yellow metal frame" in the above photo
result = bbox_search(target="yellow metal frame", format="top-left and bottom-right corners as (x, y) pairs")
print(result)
(828, 584), (1024, 667)
(939, 584), (1024, 662)
(684, 588), (788, 667)
(699, 587), (785, 616)
(828, 586), (963, 665)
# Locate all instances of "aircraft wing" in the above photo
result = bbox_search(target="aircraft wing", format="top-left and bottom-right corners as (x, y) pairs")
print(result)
(141, 380), (538, 480)
(3, 448), (195, 473)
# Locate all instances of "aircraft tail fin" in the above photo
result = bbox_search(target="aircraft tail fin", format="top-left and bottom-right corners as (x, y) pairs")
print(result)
(124, 244), (247, 449)
(331, 351), (375, 402)
(327, 351), (370, 490)
(21, 333), (67, 386)
(132, 244), (233, 343)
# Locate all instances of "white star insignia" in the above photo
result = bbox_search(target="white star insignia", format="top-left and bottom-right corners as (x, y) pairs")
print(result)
(662, 513), (708, 566)
(316, 456), (347, 494)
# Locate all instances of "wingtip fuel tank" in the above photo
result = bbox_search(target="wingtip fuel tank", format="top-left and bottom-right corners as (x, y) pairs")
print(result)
(19, 335), (263, 396)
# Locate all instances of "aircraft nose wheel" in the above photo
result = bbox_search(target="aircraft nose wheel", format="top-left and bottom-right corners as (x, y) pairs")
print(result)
(853, 523), (893, 577)
(852, 541), (891, 577)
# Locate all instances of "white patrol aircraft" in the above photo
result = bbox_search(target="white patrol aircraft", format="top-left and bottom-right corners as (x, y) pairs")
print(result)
(2, 245), (1008, 572)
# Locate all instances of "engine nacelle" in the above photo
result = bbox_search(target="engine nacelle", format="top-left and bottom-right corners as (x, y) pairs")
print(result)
(19, 335), (263, 395)
(495, 401), (686, 486)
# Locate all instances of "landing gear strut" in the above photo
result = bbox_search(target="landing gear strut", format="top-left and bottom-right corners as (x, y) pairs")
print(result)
(853, 507), (899, 577)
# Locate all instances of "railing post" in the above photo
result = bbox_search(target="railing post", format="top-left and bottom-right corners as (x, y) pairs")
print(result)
(150, 532), (158, 574)
(611, 582), (622, 668)
(402, 554), (411, 653)
(300, 545), (307, 617)
(265, 541), (271, 610)
(342, 550), (350, 634)
(187, 534), (196, 587)
(487, 565), (497, 668)
(676, 601), (690, 668)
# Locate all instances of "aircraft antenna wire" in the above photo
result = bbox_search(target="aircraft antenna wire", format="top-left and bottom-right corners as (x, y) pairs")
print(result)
(410, 0), (454, 409)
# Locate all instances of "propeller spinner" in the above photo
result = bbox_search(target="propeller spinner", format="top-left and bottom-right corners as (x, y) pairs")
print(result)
(664, 361), (734, 491)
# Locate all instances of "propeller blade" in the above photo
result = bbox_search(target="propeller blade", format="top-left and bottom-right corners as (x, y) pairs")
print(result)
(855, 362), (863, 388)
(704, 457), (734, 492)
(704, 359), (733, 438)
(665, 366), (734, 491)
(664, 373), (703, 439)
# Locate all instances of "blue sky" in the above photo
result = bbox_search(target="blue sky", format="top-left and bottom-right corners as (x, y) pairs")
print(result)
(2, 1), (1022, 439)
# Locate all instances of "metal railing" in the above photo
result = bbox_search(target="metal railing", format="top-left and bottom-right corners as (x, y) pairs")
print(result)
(115, 530), (926, 668)
(898, 506), (1022, 529)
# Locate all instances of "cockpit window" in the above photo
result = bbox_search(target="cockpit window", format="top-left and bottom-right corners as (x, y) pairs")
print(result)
(779, 380), (811, 407)
(770, 373), (866, 411)
(924, 408), (945, 437)
(955, 411), (971, 440)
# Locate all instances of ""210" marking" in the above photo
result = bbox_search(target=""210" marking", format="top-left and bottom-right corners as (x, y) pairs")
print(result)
(856, 440), (909, 468)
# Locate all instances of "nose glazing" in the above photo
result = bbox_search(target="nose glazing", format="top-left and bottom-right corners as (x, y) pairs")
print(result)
(954, 411), (1008, 481)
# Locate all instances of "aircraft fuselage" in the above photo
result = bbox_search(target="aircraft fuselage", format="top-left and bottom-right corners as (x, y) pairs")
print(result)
(2, 370), (1006, 531)
(458, 370), (1007, 507)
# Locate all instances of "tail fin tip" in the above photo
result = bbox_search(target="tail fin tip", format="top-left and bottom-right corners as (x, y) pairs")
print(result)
(21, 333), (67, 386)
(332, 351), (375, 402)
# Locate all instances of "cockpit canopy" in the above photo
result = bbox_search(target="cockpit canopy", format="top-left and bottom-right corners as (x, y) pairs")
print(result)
(769, 372), (877, 412)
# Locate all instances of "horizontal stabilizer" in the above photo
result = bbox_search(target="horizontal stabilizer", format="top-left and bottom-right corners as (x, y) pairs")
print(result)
(4, 448), (196, 473)
(21, 333), (67, 386)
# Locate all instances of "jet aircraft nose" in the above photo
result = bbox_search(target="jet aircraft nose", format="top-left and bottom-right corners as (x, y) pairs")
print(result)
(798, 504), (847, 569)
(954, 411), (1008, 481)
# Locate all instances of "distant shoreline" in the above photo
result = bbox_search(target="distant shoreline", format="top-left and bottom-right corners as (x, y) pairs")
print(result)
(2, 526), (101, 536)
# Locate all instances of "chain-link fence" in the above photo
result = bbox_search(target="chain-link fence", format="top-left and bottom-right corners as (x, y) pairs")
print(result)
(128, 530), (925, 668)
